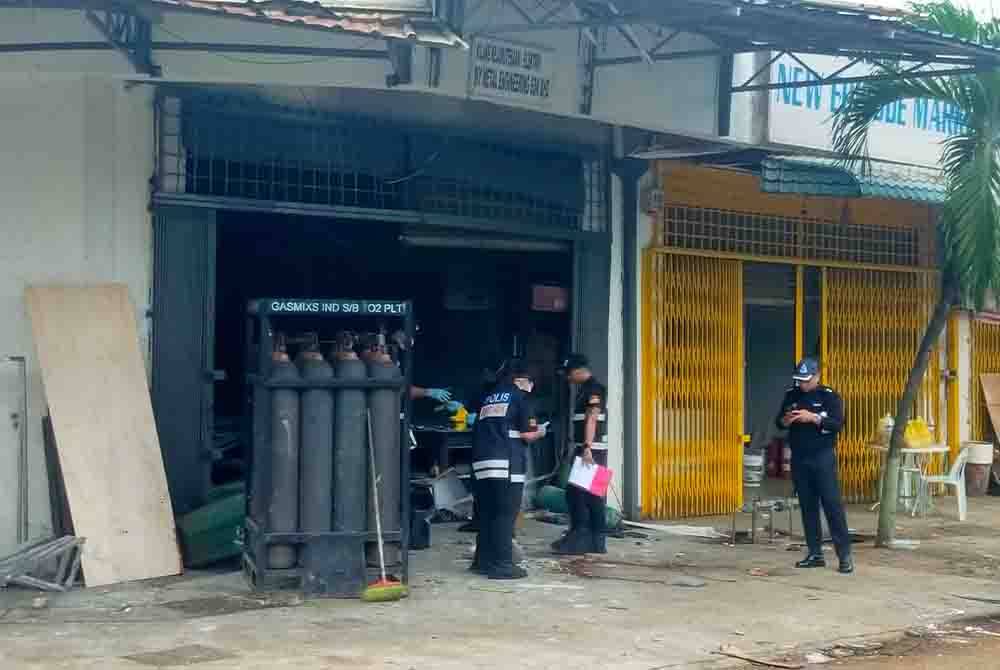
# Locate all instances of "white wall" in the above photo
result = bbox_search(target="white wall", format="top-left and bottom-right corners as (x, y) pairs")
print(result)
(2, 6), (720, 138)
(591, 31), (719, 136)
(0, 76), (153, 555)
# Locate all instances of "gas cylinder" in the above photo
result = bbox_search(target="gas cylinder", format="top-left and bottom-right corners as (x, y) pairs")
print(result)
(298, 350), (334, 561)
(268, 350), (301, 569)
(334, 354), (367, 534)
(366, 359), (402, 568)
(766, 438), (781, 478)
(781, 440), (792, 480)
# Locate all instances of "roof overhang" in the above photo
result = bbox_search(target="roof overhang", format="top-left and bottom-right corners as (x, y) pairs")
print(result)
(0, 0), (467, 77)
(479, 0), (1000, 91)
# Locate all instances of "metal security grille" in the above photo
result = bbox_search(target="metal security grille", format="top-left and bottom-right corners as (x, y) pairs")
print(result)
(641, 251), (744, 518)
(658, 205), (925, 268)
(970, 318), (1000, 442)
(156, 95), (607, 234)
(823, 268), (943, 503)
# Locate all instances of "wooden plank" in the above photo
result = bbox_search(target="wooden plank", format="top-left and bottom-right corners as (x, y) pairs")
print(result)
(26, 284), (181, 587)
(980, 374), (1000, 441)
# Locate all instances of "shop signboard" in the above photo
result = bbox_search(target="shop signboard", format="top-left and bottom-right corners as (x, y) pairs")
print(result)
(767, 52), (960, 167)
(468, 36), (554, 108)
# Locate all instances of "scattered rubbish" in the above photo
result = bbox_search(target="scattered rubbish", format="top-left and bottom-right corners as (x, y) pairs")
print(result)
(715, 645), (803, 669)
(669, 576), (706, 588)
(514, 583), (584, 590)
(806, 595), (821, 601)
(606, 605), (629, 611)
(623, 520), (728, 539)
(733, 630), (746, 636)
(623, 531), (649, 539)
(31, 596), (48, 610)
(0, 536), (85, 592)
(951, 593), (1000, 605)
(804, 652), (833, 664)
(888, 539), (920, 550)
(748, 568), (769, 577)
(838, 641), (883, 652)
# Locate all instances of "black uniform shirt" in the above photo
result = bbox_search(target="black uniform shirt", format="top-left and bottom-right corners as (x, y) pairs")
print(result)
(775, 385), (844, 453)
(572, 376), (608, 450)
(472, 382), (537, 483)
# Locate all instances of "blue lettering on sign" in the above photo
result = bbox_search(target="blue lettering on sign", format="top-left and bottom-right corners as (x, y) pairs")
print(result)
(774, 58), (964, 137)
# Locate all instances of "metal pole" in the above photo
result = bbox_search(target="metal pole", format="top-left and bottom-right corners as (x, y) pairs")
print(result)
(5, 355), (28, 544)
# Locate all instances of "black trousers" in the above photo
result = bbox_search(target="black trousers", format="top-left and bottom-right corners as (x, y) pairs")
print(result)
(792, 448), (851, 559)
(561, 449), (608, 553)
(474, 478), (523, 574)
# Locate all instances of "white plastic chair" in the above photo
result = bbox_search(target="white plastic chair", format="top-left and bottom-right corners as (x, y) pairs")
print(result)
(919, 448), (970, 521)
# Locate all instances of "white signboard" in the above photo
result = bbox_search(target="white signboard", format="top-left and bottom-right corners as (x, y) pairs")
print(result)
(767, 53), (959, 167)
(468, 37), (554, 108)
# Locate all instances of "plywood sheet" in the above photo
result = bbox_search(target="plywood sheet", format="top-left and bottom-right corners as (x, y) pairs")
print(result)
(26, 284), (180, 586)
(980, 374), (1000, 441)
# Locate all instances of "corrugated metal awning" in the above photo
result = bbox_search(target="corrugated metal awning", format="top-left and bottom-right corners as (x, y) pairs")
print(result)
(151, 0), (467, 48)
(760, 155), (946, 204)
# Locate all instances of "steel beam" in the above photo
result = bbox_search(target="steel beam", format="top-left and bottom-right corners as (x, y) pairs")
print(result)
(85, 6), (160, 76)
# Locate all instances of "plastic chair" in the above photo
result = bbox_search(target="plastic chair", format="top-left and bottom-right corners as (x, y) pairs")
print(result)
(919, 447), (970, 521)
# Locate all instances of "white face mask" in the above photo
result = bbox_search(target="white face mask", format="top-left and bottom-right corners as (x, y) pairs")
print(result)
(514, 378), (534, 393)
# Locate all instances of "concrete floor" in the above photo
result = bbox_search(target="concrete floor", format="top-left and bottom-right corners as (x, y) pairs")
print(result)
(4, 494), (1000, 670)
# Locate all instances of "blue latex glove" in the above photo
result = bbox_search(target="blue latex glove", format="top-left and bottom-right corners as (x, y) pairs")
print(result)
(425, 388), (452, 403)
(467, 414), (477, 427)
(444, 400), (463, 413)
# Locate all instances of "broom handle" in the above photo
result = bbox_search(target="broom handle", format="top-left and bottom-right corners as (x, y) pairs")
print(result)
(367, 409), (388, 583)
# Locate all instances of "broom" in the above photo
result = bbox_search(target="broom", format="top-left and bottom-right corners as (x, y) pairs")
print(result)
(362, 408), (409, 602)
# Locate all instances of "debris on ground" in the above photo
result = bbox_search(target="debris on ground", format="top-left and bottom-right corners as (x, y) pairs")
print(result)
(748, 568), (769, 577)
(715, 644), (803, 669)
(668, 576), (706, 588)
(888, 539), (921, 550)
(803, 651), (833, 664)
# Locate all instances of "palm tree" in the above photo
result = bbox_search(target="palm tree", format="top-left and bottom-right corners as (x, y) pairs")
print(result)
(831, 1), (1000, 545)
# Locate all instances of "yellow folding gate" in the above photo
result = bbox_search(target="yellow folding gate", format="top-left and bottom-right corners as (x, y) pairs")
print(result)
(822, 268), (941, 503)
(641, 251), (744, 518)
(971, 318), (1000, 441)
(641, 257), (942, 517)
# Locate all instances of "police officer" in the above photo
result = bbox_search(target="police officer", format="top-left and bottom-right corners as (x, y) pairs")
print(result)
(470, 359), (545, 579)
(776, 358), (853, 574)
(552, 354), (609, 556)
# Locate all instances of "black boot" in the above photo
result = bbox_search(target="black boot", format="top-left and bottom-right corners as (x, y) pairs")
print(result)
(552, 530), (591, 556)
(795, 553), (826, 568)
(838, 555), (854, 574)
(488, 564), (528, 580)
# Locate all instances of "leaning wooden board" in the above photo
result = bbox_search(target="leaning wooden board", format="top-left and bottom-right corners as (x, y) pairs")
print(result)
(26, 284), (181, 586)
(981, 374), (1000, 441)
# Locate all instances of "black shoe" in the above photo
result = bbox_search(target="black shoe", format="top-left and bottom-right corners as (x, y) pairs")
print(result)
(488, 565), (528, 580)
(468, 562), (487, 575)
(838, 557), (854, 574)
(795, 554), (827, 568)
(590, 536), (608, 554)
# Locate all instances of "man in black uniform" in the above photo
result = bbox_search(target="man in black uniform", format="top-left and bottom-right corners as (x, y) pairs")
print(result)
(552, 354), (609, 556)
(470, 359), (545, 579)
(776, 358), (853, 574)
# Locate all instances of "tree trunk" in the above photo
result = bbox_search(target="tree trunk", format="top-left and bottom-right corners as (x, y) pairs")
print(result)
(875, 280), (958, 547)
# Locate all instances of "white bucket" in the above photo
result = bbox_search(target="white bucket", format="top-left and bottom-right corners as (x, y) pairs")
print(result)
(966, 441), (995, 465)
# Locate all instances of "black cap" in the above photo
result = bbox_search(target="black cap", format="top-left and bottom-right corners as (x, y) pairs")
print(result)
(793, 357), (820, 381)
(506, 357), (533, 381)
(559, 353), (590, 372)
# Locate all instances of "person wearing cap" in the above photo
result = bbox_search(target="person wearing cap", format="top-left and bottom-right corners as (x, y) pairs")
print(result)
(552, 353), (610, 556)
(776, 358), (852, 574)
(469, 358), (546, 579)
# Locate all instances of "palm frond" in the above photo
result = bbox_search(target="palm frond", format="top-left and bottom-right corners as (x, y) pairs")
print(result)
(830, 73), (967, 175)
